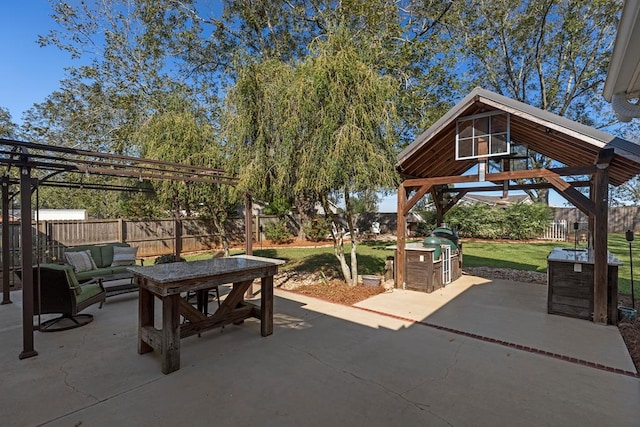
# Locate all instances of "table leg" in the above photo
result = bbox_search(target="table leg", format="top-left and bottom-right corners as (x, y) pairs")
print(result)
(261, 275), (273, 336)
(233, 281), (248, 325)
(161, 294), (181, 374)
(138, 283), (154, 355)
(244, 278), (254, 299)
(196, 289), (209, 315)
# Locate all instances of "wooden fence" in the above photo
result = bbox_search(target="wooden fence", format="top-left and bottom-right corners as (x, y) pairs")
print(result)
(551, 206), (640, 233)
(1, 217), (246, 266)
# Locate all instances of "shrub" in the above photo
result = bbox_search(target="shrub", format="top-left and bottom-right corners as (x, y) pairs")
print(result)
(503, 202), (552, 239)
(303, 217), (331, 242)
(154, 254), (187, 264)
(445, 204), (505, 238)
(264, 219), (293, 244)
(444, 202), (551, 240)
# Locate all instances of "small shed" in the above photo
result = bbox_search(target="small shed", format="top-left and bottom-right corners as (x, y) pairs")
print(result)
(395, 87), (640, 324)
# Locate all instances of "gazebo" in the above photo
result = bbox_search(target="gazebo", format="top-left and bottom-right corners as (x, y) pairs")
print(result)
(395, 87), (640, 325)
(0, 138), (253, 359)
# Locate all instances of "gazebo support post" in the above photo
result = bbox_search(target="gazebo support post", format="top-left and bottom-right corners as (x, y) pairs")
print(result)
(19, 164), (37, 359)
(2, 177), (11, 305)
(431, 187), (444, 226)
(396, 184), (408, 289)
(592, 150), (613, 324)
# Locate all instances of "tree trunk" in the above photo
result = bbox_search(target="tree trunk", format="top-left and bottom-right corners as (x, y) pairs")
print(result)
(321, 194), (354, 285)
(295, 194), (316, 241)
(344, 190), (358, 286)
(334, 235), (353, 285)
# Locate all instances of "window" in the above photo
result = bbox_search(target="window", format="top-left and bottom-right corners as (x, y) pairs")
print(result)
(456, 111), (510, 160)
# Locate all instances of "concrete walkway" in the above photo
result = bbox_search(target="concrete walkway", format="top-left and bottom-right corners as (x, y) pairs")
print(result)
(0, 276), (638, 426)
(355, 275), (637, 373)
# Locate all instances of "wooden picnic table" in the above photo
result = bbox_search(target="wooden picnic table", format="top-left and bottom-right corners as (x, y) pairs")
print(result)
(128, 255), (284, 374)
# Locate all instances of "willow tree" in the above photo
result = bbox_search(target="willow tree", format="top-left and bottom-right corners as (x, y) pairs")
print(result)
(225, 28), (399, 285)
(0, 107), (17, 138)
(292, 30), (399, 284)
(135, 100), (239, 254)
(223, 59), (295, 200)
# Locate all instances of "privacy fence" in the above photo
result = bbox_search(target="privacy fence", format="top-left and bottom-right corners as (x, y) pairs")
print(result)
(550, 207), (640, 234)
(1, 217), (246, 268)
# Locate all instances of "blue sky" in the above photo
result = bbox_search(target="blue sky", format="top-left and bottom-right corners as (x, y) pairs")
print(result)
(0, 1), (73, 124)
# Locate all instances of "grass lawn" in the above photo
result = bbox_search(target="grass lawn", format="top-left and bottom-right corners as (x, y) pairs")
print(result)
(449, 234), (636, 294)
(184, 234), (638, 295)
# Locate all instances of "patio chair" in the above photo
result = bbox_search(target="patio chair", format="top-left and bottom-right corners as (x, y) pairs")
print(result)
(18, 264), (106, 332)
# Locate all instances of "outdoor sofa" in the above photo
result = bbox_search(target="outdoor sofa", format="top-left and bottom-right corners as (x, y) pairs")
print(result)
(63, 243), (142, 296)
(64, 243), (141, 281)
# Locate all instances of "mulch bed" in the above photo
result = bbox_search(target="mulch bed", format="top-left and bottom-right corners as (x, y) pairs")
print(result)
(289, 280), (386, 305)
(618, 317), (640, 371)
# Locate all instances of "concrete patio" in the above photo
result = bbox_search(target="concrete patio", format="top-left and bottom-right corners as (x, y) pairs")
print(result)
(1, 275), (638, 426)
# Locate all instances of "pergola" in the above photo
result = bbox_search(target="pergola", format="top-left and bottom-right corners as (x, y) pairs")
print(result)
(0, 138), (252, 359)
(395, 87), (640, 325)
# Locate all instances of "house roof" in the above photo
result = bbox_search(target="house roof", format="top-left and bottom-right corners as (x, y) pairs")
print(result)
(397, 87), (640, 187)
(461, 194), (531, 206)
(603, 0), (640, 102)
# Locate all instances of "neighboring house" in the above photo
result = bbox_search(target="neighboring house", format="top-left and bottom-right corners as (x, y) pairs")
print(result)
(405, 211), (425, 236)
(459, 194), (532, 207)
(34, 209), (87, 221)
(313, 200), (340, 216)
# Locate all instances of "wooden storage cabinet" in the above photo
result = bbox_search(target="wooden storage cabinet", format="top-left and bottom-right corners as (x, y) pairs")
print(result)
(547, 248), (620, 324)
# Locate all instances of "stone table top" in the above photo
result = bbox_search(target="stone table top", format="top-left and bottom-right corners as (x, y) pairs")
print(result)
(547, 247), (622, 266)
(128, 255), (285, 284)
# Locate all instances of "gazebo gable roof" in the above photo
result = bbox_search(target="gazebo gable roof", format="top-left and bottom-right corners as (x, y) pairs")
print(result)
(397, 87), (640, 186)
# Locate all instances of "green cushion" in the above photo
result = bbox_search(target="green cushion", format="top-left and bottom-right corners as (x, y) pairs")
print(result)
(74, 265), (131, 281)
(38, 264), (82, 295)
(100, 243), (130, 268)
(66, 243), (130, 268)
(76, 282), (104, 304)
(75, 267), (114, 281)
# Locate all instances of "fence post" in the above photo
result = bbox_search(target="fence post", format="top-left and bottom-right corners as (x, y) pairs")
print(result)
(118, 218), (125, 243)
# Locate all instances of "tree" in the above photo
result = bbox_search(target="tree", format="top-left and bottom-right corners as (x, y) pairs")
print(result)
(177, 1), (458, 143)
(26, 0), (228, 218)
(226, 27), (400, 285)
(0, 107), (17, 138)
(444, 0), (623, 204)
(135, 98), (240, 253)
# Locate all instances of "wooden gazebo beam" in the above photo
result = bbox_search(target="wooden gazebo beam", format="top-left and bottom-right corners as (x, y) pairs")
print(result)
(395, 164), (609, 293)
